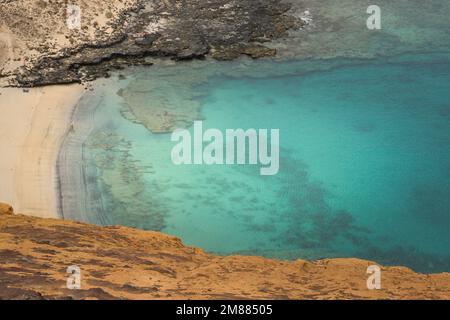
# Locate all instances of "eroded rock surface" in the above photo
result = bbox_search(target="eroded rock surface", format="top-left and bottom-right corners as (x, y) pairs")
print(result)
(0, 0), (303, 87)
(0, 203), (449, 300)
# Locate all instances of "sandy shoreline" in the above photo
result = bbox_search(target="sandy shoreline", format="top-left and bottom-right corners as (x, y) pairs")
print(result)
(57, 86), (111, 225)
(0, 85), (84, 218)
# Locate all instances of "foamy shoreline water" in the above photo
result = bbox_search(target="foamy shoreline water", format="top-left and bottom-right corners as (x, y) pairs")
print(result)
(56, 84), (113, 225)
(0, 85), (84, 218)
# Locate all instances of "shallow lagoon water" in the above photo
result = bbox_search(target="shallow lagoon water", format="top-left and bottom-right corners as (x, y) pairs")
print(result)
(60, 52), (450, 273)
(55, 0), (450, 273)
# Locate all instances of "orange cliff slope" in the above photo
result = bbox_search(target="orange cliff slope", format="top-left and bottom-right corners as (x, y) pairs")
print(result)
(0, 203), (449, 300)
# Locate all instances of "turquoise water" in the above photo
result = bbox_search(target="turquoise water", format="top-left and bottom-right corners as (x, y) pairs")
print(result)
(58, 0), (450, 273)
(62, 52), (450, 273)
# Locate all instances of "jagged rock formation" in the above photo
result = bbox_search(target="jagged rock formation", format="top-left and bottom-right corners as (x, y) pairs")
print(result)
(0, 0), (303, 87)
(0, 203), (449, 300)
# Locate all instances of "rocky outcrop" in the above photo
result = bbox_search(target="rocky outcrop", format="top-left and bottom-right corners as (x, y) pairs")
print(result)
(0, 0), (303, 87)
(0, 203), (13, 215)
(0, 203), (449, 300)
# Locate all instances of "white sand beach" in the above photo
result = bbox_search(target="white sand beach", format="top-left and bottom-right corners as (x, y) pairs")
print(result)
(0, 85), (84, 218)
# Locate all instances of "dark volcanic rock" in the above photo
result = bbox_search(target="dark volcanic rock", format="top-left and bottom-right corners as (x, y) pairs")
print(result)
(0, 0), (303, 87)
